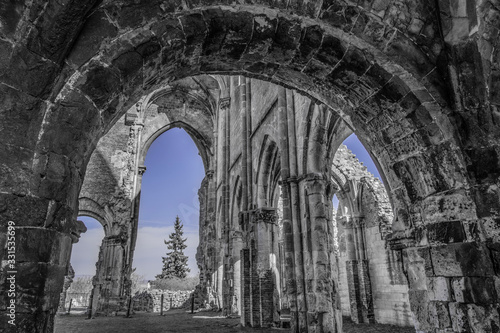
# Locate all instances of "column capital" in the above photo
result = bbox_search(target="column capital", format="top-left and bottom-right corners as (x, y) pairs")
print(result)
(251, 207), (278, 224)
(297, 172), (327, 183)
(219, 97), (231, 110)
(352, 216), (365, 227)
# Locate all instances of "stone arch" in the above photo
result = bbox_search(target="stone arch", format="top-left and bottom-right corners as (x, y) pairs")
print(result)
(2, 2), (499, 333)
(256, 135), (281, 208)
(331, 145), (412, 326)
(77, 197), (110, 234)
(39, 7), (464, 226)
(21, 11), (473, 294)
(137, 77), (217, 170)
(139, 121), (212, 171)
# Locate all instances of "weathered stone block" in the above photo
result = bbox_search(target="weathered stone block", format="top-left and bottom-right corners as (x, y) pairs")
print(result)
(428, 301), (452, 329)
(15, 228), (72, 266)
(451, 277), (498, 304)
(427, 277), (451, 301)
(417, 190), (476, 224)
(0, 194), (50, 228)
(466, 304), (500, 333)
(403, 247), (433, 289)
(408, 290), (431, 331)
(8, 262), (66, 313)
(427, 221), (466, 244)
(449, 302), (471, 332)
(67, 10), (118, 67)
(431, 243), (495, 277)
(482, 218), (500, 243)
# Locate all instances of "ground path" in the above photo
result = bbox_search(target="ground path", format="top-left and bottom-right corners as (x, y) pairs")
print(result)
(55, 309), (416, 333)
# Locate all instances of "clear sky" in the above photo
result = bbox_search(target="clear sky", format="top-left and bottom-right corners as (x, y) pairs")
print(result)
(71, 129), (381, 280)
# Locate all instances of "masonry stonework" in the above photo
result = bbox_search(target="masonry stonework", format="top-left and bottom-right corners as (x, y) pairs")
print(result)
(0, 1), (499, 333)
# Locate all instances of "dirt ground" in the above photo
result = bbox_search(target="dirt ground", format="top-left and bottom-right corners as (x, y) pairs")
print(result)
(54, 310), (416, 333)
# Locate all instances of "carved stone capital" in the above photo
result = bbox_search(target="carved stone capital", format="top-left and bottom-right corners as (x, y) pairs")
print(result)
(337, 216), (349, 228)
(352, 216), (365, 228)
(251, 207), (278, 224)
(219, 97), (231, 110)
(138, 165), (147, 175)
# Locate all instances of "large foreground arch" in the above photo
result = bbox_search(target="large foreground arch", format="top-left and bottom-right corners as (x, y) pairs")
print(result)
(0, 1), (499, 333)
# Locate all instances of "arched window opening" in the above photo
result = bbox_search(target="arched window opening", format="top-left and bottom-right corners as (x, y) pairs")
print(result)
(64, 216), (104, 312)
(332, 134), (413, 328)
(343, 133), (382, 182)
(136, 128), (204, 282)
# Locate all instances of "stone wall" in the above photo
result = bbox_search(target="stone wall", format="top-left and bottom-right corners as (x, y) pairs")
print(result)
(1, 2), (500, 332)
(334, 145), (411, 326)
(132, 290), (193, 313)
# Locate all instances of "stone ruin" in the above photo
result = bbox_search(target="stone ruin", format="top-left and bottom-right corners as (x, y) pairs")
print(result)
(0, 1), (499, 333)
(132, 290), (192, 313)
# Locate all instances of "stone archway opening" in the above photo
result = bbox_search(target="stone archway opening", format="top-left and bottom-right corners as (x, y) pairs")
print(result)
(331, 134), (415, 329)
(57, 216), (104, 315)
(135, 127), (205, 281)
(69, 80), (215, 318)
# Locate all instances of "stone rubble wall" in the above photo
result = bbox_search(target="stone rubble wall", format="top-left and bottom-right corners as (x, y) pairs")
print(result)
(132, 290), (193, 313)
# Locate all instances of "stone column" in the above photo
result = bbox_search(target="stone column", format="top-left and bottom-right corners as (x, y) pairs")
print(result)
(0, 196), (85, 332)
(58, 264), (75, 312)
(231, 231), (243, 315)
(127, 164), (146, 274)
(300, 175), (342, 333)
(93, 234), (127, 315)
(343, 216), (362, 323)
(241, 246), (252, 326)
(251, 208), (278, 327)
(343, 216), (374, 324)
(219, 94), (231, 313)
(277, 86), (307, 332)
(240, 208), (279, 328)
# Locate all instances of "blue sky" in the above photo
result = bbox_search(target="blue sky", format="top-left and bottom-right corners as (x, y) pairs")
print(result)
(71, 129), (380, 280)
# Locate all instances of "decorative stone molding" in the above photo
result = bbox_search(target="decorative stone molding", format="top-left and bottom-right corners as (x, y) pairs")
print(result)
(251, 208), (278, 224)
(218, 97), (231, 110)
(138, 165), (147, 176)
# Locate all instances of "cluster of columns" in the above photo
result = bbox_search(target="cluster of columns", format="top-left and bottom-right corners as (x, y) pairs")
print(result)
(340, 216), (374, 324)
(185, 78), (343, 332)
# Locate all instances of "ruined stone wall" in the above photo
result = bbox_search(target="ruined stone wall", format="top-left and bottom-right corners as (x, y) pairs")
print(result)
(362, 186), (411, 326)
(77, 77), (217, 316)
(334, 145), (411, 326)
(79, 114), (136, 315)
(1, 1), (500, 333)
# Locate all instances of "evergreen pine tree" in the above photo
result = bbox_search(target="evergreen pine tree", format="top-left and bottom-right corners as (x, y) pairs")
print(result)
(156, 216), (190, 279)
